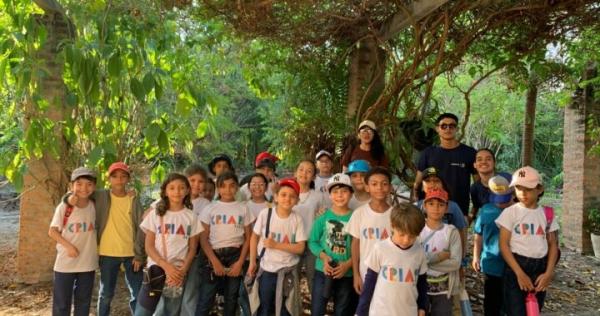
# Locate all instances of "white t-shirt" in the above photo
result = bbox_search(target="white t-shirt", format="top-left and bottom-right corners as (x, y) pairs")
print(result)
(192, 197), (211, 218)
(253, 208), (307, 273)
(293, 189), (326, 235)
(246, 200), (270, 219)
(495, 203), (559, 259)
(140, 208), (203, 267)
(50, 202), (99, 273)
(314, 175), (333, 208)
(366, 238), (428, 316)
(201, 201), (255, 249)
(419, 224), (451, 277)
(349, 194), (370, 211)
(345, 203), (393, 279)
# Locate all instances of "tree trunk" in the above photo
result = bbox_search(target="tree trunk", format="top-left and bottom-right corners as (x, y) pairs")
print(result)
(17, 13), (72, 283)
(346, 36), (386, 123)
(521, 75), (538, 167)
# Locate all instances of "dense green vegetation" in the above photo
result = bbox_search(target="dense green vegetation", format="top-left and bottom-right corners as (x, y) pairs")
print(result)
(0, 0), (598, 190)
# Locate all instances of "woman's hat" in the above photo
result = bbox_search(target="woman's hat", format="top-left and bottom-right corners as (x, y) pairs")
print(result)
(358, 120), (376, 131)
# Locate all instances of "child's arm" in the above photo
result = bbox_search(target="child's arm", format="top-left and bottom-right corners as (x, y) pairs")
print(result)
(499, 227), (534, 291)
(351, 237), (362, 294)
(228, 225), (252, 277)
(535, 231), (558, 292)
(144, 230), (184, 284)
(472, 233), (482, 272)
(416, 273), (429, 316)
(199, 223), (226, 276)
(247, 232), (260, 277)
(355, 268), (377, 316)
(428, 228), (462, 272)
(48, 227), (78, 258)
(263, 237), (305, 255)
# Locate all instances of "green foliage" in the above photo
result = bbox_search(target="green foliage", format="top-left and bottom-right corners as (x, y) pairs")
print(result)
(588, 208), (600, 235)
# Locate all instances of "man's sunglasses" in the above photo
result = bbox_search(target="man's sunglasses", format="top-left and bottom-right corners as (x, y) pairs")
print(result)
(438, 123), (457, 130)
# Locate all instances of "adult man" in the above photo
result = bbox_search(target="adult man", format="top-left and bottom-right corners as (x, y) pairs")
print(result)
(413, 113), (476, 217)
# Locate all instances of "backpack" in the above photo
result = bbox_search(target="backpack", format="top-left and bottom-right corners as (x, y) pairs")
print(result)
(543, 206), (561, 263)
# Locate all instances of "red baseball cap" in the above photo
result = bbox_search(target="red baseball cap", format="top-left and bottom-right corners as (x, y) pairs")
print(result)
(108, 162), (130, 176)
(255, 152), (279, 168)
(424, 188), (448, 203)
(278, 177), (300, 196)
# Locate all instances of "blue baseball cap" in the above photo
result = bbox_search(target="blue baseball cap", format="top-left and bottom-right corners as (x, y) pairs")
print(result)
(489, 174), (514, 204)
(346, 160), (370, 175)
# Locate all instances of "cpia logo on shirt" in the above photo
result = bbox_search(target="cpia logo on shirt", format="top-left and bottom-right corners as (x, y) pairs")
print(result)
(65, 222), (95, 233)
(157, 223), (193, 238)
(513, 223), (546, 236)
(362, 227), (391, 240)
(210, 214), (245, 227)
(380, 266), (419, 283)
(269, 231), (297, 244)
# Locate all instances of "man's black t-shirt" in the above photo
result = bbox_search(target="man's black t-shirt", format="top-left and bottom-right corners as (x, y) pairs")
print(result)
(417, 143), (477, 215)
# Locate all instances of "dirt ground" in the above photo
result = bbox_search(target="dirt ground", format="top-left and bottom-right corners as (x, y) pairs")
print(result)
(0, 186), (599, 315)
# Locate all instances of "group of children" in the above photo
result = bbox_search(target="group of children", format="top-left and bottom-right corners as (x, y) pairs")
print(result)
(50, 146), (559, 316)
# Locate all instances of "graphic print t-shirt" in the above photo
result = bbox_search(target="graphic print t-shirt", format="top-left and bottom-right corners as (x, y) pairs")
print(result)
(365, 238), (428, 316)
(140, 208), (203, 267)
(201, 201), (255, 249)
(308, 209), (353, 276)
(50, 201), (99, 273)
(253, 208), (307, 273)
(495, 203), (559, 258)
(345, 203), (393, 279)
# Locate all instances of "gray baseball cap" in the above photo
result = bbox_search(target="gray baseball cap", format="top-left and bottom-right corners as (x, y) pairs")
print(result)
(71, 167), (97, 181)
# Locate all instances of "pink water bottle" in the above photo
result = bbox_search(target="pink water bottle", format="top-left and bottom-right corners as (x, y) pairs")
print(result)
(525, 292), (539, 316)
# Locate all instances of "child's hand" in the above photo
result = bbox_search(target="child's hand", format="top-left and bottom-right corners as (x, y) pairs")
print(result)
(163, 262), (184, 284)
(332, 261), (352, 279)
(227, 260), (244, 277)
(534, 271), (554, 292)
(471, 257), (481, 273)
(437, 251), (450, 261)
(418, 309), (426, 316)
(166, 275), (184, 287)
(516, 270), (534, 292)
(211, 259), (226, 276)
(132, 259), (143, 272)
(263, 237), (278, 249)
(353, 273), (363, 294)
(247, 262), (257, 277)
(320, 253), (333, 275)
(66, 244), (79, 258)
(67, 194), (78, 207)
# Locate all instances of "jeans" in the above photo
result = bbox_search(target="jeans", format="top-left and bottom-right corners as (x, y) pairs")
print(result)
(196, 274), (242, 316)
(53, 270), (95, 316)
(311, 271), (357, 316)
(97, 256), (143, 316)
(484, 274), (504, 316)
(299, 250), (316, 293)
(257, 271), (291, 316)
(428, 294), (452, 316)
(504, 253), (547, 316)
(179, 254), (203, 316)
(134, 295), (183, 316)
(238, 260), (251, 316)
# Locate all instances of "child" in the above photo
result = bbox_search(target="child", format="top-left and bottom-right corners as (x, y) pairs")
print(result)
(246, 173), (271, 218)
(309, 173), (358, 316)
(208, 154), (235, 179)
(179, 163), (212, 316)
(49, 167), (99, 316)
(473, 174), (514, 316)
(346, 159), (371, 210)
(415, 167), (468, 257)
(247, 178), (306, 316)
(240, 152), (278, 201)
(346, 166), (393, 295)
(420, 188), (462, 315)
(197, 171), (255, 316)
(314, 150), (334, 195)
(135, 173), (203, 316)
(496, 166), (559, 315)
(355, 202), (428, 316)
(204, 179), (216, 202)
(293, 159), (327, 291)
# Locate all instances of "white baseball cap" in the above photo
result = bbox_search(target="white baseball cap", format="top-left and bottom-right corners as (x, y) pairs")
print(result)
(358, 120), (376, 131)
(326, 173), (354, 193)
(509, 166), (542, 189)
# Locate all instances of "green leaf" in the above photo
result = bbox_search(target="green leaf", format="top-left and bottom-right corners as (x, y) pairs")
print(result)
(196, 120), (208, 138)
(143, 73), (154, 92)
(145, 123), (160, 143)
(88, 146), (103, 165)
(66, 92), (78, 107)
(176, 96), (192, 117)
(130, 78), (146, 102)
(158, 129), (169, 151)
(154, 77), (163, 99)
(107, 53), (121, 77)
(150, 163), (166, 184)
